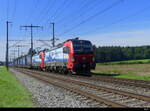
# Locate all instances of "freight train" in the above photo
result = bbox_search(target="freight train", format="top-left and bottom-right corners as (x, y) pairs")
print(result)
(13, 38), (96, 75)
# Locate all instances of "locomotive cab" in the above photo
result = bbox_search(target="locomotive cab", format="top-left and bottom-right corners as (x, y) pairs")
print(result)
(64, 39), (96, 74)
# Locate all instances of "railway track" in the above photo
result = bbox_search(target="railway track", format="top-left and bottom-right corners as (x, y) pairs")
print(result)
(63, 73), (150, 89)
(24, 68), (150, 89)
(14, 68), (150, 107)
(92, 75), (150, 89)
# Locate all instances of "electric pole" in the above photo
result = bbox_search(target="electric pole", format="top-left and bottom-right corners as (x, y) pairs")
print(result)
(15, 45), (27, 66)
(10, 50), (17, 60)
(20, 24), (43, 68)
(50, 23), (55, 47)
(6, 21), (12, 71)
(15, 45), (26, 58)
(50, 23), (59, 47)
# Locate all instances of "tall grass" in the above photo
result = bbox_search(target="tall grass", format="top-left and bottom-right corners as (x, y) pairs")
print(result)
(98, 59), (150, 65)
(0, 66), (35, 107)
(92, 63), (150, 81)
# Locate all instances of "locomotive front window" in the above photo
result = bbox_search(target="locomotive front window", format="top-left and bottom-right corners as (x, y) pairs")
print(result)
(73, 40), (93, 54)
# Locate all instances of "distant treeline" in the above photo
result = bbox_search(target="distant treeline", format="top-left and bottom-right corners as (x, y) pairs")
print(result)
(95, 46), (150, 63)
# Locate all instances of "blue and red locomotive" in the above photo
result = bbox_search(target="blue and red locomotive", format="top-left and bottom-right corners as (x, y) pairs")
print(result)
(13, 38), (96, 74)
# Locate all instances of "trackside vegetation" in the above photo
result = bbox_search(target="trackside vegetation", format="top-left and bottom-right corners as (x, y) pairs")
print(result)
(95, 46), (150, 63)
(92, 60), (150, 81)
(0, 67), (35, 107)
(98, 59), (150, 65)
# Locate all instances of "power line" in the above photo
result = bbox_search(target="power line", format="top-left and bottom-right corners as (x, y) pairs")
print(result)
(10, 50), (18, 61)
(8, 40), (27, 48)
(6, 0), (10, 20)
(50, 0), (72, 23)
(59, 0), (124, 36)
(11, 0), (17, 21)
(36, 39), (52, 47)
(51, 0), (68, 21)
(41, 0), (72, 26)
(27, 0), (40, 24)
(81, 3), (150, 36)
(54, 0), (90, 25)
(20, 24), (43, 67)
(42, 0), (93, 39)
(56, 0), (103, 27)
(36, 0), (55, 24)
(15, 45), (27, 58)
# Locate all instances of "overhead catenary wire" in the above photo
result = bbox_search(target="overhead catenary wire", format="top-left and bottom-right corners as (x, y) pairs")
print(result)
(50, 0), (73, 23)
(42, 0), (99, 40)
(54, 0), (91, 25)
(35, 0), (55, 24)
(39, 0), (70, 26)
(50, 0), (70, 22)
(79, 3), (150, 36)
(11, 0), (17, 21)
(58, 0), (124, 36)
(56, 0), (104, 27)
(6, 0), (10, 20)
(41, 0), (72, 26)
(27, 0), (40, 24)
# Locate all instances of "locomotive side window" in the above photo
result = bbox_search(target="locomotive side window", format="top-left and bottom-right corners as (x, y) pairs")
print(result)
(63, 47), (70, 54)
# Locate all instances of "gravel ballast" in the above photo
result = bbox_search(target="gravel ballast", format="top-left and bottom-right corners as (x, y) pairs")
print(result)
(10, 69), (94, 108)
(46, 72), (150, 97)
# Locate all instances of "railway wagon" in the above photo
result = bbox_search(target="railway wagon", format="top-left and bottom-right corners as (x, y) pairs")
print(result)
(38, 38), (96, 74)
(13, 54), (31, 68)
(13, 38), (96, 74)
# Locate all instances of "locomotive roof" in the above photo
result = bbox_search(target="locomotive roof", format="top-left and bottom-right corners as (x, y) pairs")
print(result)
(65, 39), (90, 43)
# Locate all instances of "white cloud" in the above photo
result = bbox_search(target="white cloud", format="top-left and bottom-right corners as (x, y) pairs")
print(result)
(1, 29), (150, 61)
(82, 29), (150, 46)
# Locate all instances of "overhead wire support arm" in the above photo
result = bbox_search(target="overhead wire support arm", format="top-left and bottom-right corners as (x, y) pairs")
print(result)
(50, 22), (59, 47)
(36, 39), (52, 47)
(58, 0), (124, 36)
(20, 24), (43, 68)
(15, 45), (28, 57)
(9, 40), (28, 49)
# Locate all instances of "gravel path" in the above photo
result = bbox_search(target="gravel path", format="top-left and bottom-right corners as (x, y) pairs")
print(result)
(10, 69), (94, 108)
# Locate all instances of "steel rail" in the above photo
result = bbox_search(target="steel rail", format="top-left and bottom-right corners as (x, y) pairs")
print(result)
(23, 69), (150, 103)
(15, 69), (127, 107)
(91, 75), (150, 89)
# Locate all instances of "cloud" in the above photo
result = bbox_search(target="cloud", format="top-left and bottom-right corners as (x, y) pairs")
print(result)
(1, 29), (150, 61)
(82, 29), (150, 46)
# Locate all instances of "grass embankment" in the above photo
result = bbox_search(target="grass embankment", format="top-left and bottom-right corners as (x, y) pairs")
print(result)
(92, 59), (150, 81)
(0, 66), (35, 107)
(98, 59), (150, 65)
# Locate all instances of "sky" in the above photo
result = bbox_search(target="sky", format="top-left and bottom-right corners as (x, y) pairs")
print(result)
(0, 0), (150, 61)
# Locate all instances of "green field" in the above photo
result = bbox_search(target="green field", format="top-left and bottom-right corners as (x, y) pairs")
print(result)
(98, 59), (150, 65)
(0, 67), (35, 107)
(92, 59), (150, 81)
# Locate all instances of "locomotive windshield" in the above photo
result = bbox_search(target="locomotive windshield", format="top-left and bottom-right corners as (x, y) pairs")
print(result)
(73, 40), (93, 54)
